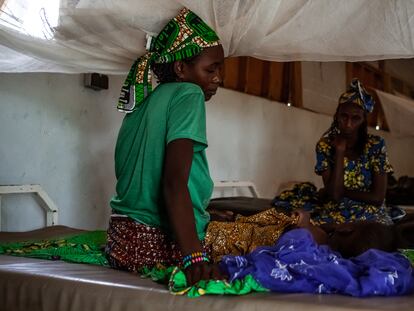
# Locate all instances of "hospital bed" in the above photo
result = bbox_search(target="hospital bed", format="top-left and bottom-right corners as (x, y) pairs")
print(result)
(1, 184), (414, 311)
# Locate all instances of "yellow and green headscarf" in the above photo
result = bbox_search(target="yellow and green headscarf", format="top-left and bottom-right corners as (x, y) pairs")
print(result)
(339, 78), (375, 113)
(117, 7), (220, 113)
(323, 78), (375, 138)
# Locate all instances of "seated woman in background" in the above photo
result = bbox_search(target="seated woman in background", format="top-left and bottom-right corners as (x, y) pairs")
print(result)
(273, 79), (394, 225)
(313, 78), (393, 224)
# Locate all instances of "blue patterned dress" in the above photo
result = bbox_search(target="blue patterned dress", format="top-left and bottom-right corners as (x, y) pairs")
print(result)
(273, 134), (393, 225)
(312, 134), (393, 224)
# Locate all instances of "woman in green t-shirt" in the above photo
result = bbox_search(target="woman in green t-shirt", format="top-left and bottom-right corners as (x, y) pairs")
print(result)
(106, 8), (225, 285)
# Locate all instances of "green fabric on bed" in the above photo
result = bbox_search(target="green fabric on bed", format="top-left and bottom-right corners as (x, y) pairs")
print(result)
(401, 249), (414, 264)
(0, 230), (266, 296)
(0, 231), (412, 297)
(0, 230), (109, 266)
(168, 268), (268, 297)
(141, 265), (268, 297)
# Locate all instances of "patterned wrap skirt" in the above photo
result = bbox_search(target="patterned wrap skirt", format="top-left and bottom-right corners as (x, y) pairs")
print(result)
(105, 215), (210, 272)
(105, 215), (182, 272)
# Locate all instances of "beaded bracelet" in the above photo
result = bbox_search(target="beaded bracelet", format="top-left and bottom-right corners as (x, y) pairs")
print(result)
(182, 251), (210, 269)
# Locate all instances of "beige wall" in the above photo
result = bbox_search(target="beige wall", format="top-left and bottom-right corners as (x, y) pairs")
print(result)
(301, 62), (346, 116)
(377, 130), (414, 178)
(0, 73), (123, 231)
(207, 88), (414, 198)
(207, 88), (330, 198)
(300, 60), (414, 179)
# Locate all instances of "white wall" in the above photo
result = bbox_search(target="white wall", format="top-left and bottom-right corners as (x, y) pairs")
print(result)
(0, 73), (123, 231)
(1, 72), (414, 232)
(377, 130), (414, 178)
(207, 88), (414, 198)
(206, 88), (329, 198)
(300, 60), (414, 179)
(301, 61), (346, 115)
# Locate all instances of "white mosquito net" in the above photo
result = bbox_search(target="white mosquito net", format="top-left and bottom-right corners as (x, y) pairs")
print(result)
(0, 0), (413, 74)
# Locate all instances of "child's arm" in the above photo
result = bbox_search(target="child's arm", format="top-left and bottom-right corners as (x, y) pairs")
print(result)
(294, 210), (328, 245)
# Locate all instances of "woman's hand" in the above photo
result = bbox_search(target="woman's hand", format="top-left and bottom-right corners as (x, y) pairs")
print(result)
(332, 135), (347, 153)
(320, 135), (346, 201)
(184, 262), (226, 286)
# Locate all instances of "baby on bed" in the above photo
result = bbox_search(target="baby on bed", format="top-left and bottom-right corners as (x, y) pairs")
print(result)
(205, 207), (414, 262)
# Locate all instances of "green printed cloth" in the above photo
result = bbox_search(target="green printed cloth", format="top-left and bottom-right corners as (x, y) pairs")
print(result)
(1, 230), (411, 297)
(117, 7), (220, 113)
(141, 265), (267, 297)
(0, 230), (108, 266)
(401, 249), (414, 265)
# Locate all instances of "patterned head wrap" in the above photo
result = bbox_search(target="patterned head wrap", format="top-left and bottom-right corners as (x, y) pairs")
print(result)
(323, 78), (374, 138)
(338, 78), (375, 113)
(117, 8), (220, 113)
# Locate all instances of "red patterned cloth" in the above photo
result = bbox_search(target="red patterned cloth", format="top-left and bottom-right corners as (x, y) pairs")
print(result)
(105, 216), (182, 271)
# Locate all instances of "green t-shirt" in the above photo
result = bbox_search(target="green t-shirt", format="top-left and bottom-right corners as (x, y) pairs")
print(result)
(110, 82), (213, 240)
